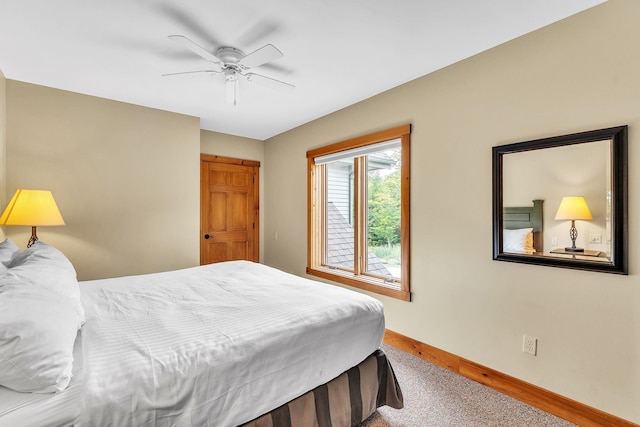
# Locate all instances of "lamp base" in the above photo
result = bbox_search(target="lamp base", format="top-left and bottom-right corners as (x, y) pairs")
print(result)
(564, 247), (584, 253)
(27, 226), (39, 248)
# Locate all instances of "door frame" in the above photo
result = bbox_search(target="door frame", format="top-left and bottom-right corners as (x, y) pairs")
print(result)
(200, 154), (260, 264)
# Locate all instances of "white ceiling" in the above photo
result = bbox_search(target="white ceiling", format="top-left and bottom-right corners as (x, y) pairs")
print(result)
(0, 0), (604, 140)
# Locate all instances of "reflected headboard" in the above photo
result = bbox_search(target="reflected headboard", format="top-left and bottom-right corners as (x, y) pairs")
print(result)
(504, 199), (543, 253)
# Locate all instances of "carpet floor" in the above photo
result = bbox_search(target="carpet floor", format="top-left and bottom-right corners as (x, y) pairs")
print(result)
(361, 344), (576, 427)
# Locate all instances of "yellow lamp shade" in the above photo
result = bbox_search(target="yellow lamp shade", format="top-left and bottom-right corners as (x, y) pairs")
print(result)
(554, 196), (593, 221)
(0, 189), (65, 226)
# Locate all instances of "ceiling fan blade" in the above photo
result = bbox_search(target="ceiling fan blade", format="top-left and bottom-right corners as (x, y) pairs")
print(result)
(157, 5), (223, 48)
(239, 44), (283, 69)
(168, 35), (223, 70)
(236, 20), (279, 48)
(162, 70), (221, 77)
(246, 73), (295, 93)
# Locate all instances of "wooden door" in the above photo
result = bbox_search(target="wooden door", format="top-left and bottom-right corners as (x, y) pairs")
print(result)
(200, 155), (259, 265)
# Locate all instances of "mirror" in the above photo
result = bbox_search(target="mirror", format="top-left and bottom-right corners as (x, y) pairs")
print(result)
(493, 126), (627, 274)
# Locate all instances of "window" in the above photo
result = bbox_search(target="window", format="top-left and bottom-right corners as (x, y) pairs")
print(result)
(307, 124), (411, 301)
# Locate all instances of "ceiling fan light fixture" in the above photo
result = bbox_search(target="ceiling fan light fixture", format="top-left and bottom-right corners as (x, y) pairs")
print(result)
(225, 69), (238, 106)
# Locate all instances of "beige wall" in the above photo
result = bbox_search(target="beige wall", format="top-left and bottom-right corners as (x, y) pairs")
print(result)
(200, 130), (265, 262)
(0, 69), (6, 240)
(5, 81), (201, 280)
(264, 0), (639, 423)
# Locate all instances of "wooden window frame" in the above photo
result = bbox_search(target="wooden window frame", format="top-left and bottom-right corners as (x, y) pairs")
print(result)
(307, 124), (411, 301)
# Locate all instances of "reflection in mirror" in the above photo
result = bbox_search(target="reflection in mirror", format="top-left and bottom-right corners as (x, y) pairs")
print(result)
(503, 200), (543, 255)
(493, 126), (627, 274)
(504, 141), (610, 255)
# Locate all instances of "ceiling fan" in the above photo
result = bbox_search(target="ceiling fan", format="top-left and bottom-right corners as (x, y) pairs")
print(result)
(164, 35), (294, 106)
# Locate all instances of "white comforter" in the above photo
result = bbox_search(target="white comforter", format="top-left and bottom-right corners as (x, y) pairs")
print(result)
(78, 261), (385, 427)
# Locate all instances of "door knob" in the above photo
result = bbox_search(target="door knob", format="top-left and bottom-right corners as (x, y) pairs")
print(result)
(204, 234), (211, 239)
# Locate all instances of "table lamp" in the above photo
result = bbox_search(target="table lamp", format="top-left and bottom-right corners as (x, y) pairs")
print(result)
(0, 189), (65, 247)
(554, 196), (592, 252)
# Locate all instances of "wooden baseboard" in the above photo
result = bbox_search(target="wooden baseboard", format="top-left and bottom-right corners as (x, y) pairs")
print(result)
(383, 329), (638, 427)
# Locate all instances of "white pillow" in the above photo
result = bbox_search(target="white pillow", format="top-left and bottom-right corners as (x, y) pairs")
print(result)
(503, 228), (535, 254)
(0, 238), (19, 266)
(9, 241), (84, 313)
(0, 241), (84, 393)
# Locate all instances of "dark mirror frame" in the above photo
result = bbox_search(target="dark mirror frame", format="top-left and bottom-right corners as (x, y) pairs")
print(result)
(493, 126), (628, 274)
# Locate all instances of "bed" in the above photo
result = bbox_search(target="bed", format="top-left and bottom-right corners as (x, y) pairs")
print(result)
(0, 240), (402, 427)
(503, 199), (544, 254)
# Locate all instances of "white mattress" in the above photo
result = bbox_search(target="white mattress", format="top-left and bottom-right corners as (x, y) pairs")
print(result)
(77, 261), (385, 426)
(0, 333), (83, 427)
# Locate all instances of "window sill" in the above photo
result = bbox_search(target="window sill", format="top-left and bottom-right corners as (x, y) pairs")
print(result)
(306, 266), (410, 301)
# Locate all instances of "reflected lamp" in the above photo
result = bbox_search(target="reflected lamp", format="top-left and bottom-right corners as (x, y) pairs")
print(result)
(554, 196), (592, 252)
(0, 189), (65, 247)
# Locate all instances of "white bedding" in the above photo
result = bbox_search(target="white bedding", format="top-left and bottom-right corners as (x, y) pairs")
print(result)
(0, 333), (83, 427)
(78, 261), (385, 427)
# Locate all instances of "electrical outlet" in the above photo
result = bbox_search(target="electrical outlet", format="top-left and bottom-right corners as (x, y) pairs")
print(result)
(523, 335), (537, 356)
(551, 237), (558, 246)
(589, 234), (602, 244)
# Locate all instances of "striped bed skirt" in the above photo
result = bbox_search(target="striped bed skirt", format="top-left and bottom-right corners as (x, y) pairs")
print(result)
(241, 349), (403, 427)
